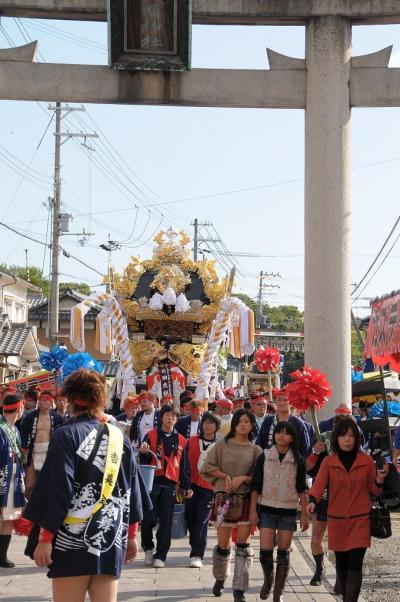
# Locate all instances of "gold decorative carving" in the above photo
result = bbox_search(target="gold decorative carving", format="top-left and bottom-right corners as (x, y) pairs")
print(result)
(150, 264), (191, 294)
(113, 228), (227, 329)
(129, 339), (205, 375)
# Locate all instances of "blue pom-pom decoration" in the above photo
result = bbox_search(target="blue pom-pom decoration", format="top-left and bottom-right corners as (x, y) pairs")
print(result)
(60, 352), (103, 383)
(39, 345), (69, 371)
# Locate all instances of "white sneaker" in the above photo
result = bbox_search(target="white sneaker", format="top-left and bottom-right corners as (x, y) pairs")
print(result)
(144, 550), (154, 566)
(153, 558), (165, 568)
(190, 557), (203, 568)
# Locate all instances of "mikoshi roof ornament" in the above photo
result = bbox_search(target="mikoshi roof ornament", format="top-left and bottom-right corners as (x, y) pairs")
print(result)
(70, 227), (255, 404)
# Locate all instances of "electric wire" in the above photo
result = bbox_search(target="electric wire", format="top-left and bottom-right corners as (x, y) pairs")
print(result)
(352, 229), (400, 303)
(81, 110), (192, 224)
(0, 221), (105, 277)
(118, 206), (140, 244)
(121, 214), (164, 249)
(23, 19), (106, 55)
(13, 17), (47, 62)
(120, 211), (151, 248)
(70, 111), (189, 227)
(24, 18), (107, 51)
(351, 215), (400, 297)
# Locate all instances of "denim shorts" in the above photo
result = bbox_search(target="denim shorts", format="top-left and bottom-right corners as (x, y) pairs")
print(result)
(259, 512), (297, 532)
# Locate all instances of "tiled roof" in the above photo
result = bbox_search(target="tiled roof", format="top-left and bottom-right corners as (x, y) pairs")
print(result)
(102, 360), (119, 378)
(28, 295), (47, 309)
(0, 323), (33, 356)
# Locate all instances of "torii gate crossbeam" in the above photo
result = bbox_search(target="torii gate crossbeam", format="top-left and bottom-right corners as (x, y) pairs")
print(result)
(0, 2), (398, 417)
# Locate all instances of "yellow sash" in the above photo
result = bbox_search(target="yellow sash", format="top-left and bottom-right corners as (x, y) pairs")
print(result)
(64, 423), (124, 525)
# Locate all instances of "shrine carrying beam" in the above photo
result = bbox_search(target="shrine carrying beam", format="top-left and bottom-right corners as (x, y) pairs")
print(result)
(2, 0), (400, 25)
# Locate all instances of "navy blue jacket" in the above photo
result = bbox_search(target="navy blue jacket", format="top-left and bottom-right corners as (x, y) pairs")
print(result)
(175, 415), (201, 439)
(256, 414), (311, 458)
(20, 409), (65, 466)
(130, 409), (160, 444)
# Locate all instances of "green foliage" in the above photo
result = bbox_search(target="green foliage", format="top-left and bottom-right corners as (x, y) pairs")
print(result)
(0, 263), (91, 298)
(232, 293), (256, 313)
(351, 328), (364, 364)
(59, 282), (91, 296)
(262, 304), (304, 331)
(281, 351), (304, 384)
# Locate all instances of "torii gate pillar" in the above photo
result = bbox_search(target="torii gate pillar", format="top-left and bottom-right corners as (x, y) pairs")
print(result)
(305, 16), (352, 415)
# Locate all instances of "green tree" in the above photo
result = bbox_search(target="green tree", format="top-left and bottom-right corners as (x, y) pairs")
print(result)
(232, 292), (256, 313)
(261, 304), (304, 331)
(351, 328), (364, 365)
(281, 351), (304, 384)
(59, 282), (91, 296)
(0, 263), (92, 297)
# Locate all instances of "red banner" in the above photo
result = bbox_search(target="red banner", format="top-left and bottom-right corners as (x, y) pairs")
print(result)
(364, 292), (400, 358)
(7, 371), (57, 395)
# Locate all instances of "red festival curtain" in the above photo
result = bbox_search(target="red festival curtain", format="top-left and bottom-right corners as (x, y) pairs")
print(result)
(364, 291), (400, 370)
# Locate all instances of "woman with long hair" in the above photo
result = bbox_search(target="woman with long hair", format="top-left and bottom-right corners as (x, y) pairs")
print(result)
(24, 369), (143, 602)
(249, 421), (309, 601)
(201, 408), (262, 602)
(307, 416), (389, 601)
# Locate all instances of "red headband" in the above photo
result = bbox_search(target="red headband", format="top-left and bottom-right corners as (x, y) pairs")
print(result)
(124, 397), (140, 409)
(39, 392), (54, 401)
(3, 399), (23, 411)
(272, 387), (288, 399)
(251, 397), (267, 405)
(216, 399), (233, 409)
(335, 404), (351, 415)
(72, 399), (92, 407)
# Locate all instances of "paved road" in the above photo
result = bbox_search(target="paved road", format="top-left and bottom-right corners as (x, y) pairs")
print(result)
(0, 531), (340, 601)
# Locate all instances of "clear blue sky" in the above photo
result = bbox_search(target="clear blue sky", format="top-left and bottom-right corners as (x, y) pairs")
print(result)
(1, 18), (400, 317)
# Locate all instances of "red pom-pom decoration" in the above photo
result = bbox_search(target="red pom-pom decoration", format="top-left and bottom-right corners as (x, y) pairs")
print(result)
(254, 346), (280, 373)
(286, 365), (332, 412)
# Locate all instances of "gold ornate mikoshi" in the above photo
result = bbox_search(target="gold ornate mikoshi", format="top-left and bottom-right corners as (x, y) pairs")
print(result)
(113, 227), (230, 375)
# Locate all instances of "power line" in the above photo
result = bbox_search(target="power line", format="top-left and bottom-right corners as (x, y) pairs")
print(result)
(352, 229), (400, 303)
(351, 215), (400, 297)
(0, 221), (105, 277)
(24, 18), (107, 51)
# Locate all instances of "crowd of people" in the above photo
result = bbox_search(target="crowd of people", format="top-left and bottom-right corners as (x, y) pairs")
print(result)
(0, 375), (393, 602)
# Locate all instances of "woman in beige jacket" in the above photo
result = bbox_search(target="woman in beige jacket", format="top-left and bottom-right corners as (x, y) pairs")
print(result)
(201, 408), (262, 602)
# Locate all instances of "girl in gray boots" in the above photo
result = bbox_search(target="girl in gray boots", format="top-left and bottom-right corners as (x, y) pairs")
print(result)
(249, 421), (309, 601)
(201, 409), (262, 602)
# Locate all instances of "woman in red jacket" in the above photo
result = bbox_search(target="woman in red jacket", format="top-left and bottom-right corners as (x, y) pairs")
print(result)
(307, 416), (388, 601)
(184, 411), (221, 568)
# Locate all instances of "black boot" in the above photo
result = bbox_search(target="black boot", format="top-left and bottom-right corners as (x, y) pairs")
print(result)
(344, 570), (362, 602)
(273, 550), (290, 602)
(233, 591), (246, 602)
(212, 580), (225, 597)
(310, 553), (324, 586)
(260, 549), (274, 600)
(334, 570), (346, 596)
(0, 535), (15, 569)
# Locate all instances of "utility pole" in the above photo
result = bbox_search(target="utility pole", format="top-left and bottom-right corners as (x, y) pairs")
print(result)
(255, 271), (281, 329)
(24, 248), (30, 282)
(193, 218), (198, 261)
(49, 101), (61, 348)
(191, 219), (221, 262)
(256, 271), (264, 330)
(47, 103), (98, 347)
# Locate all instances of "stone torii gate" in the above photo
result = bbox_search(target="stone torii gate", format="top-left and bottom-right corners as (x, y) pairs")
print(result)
(2, 1), (400, 416)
